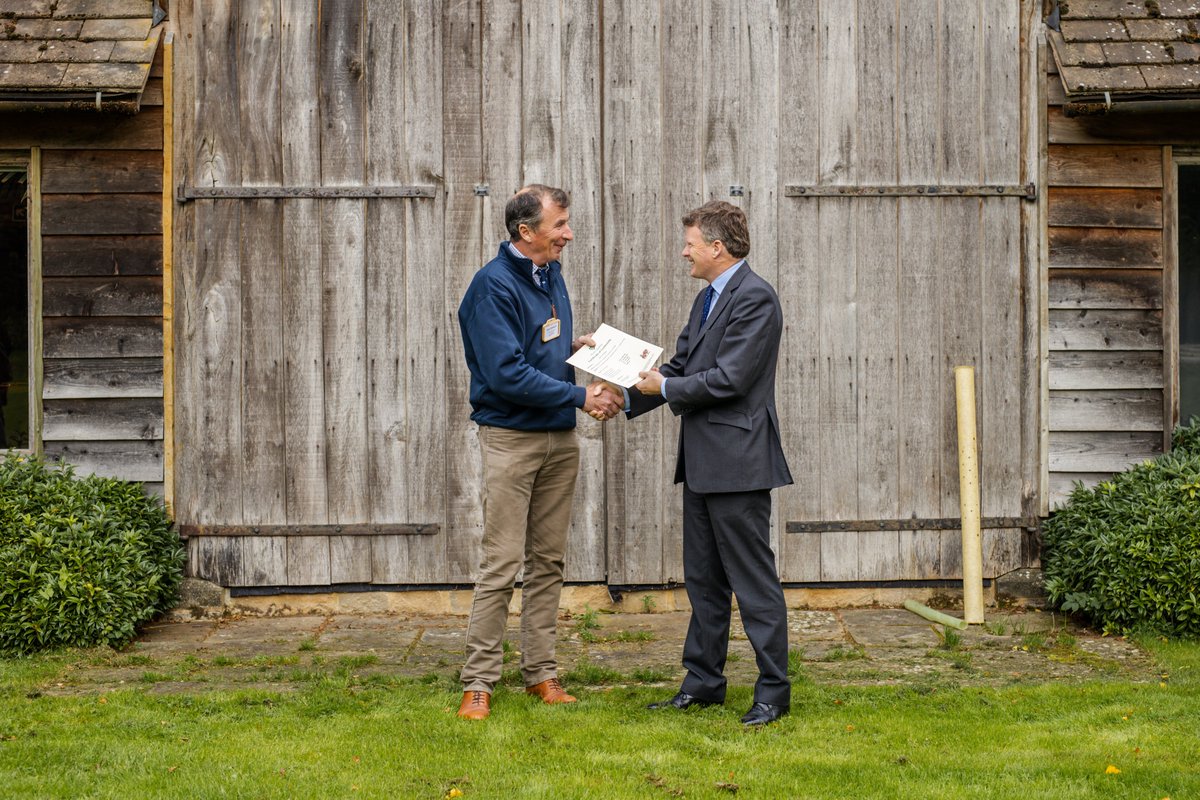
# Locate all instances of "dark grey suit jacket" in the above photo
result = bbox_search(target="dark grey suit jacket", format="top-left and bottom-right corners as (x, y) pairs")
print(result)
(628, 263), (793, 494)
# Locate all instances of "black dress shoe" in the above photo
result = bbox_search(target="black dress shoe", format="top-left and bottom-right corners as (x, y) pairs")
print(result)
(647, 691), (720, 710)
(740, 702), (788, 726)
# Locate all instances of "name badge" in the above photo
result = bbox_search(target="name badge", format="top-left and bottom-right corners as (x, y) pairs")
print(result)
(541, 317), (561, 342)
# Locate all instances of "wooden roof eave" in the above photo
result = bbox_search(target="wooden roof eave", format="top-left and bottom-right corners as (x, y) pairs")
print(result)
(0, 22), (161, 114)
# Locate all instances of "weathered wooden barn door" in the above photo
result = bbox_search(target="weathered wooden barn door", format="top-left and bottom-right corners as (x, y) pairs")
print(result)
(173, 0), (449, 585)
(172, 0), (608, 586)
(773, 0), (1035, 582)
(601, 0), (1038, 586)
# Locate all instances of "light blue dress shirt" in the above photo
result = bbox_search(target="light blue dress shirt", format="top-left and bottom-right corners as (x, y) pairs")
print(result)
(621, 260), (745, 409)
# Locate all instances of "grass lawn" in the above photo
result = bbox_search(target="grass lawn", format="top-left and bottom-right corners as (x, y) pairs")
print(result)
(1, 637), (1197, 799)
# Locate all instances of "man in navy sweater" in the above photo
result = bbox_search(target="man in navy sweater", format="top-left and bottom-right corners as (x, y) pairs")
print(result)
(455, 184), (620, 720)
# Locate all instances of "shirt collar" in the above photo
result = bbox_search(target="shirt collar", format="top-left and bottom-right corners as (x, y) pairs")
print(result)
(709, 259), (744, 296)
(506, 241), (547, 279)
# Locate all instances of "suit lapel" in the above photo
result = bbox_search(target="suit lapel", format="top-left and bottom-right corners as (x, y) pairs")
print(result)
(692, 263), (751, 348)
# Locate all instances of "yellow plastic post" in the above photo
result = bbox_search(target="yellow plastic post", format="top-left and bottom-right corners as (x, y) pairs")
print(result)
(955, 366), (985, 624)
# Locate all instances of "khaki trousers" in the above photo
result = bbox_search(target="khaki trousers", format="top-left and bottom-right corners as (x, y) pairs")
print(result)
(461, 426), (580, 693)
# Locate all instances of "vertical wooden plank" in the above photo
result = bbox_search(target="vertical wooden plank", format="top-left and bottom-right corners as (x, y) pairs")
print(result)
(280, 2), (328, 538)
(938, 0), (983, 531)
(817, 197), (858, 526)
(776, 0), (821, 582)
(981, 198), (1024, 518)
(481, 0), (522, 247)
(816, 0), (858, 561)
(939, 197), (982, 516)
(177, 197), (242, 526)
(237, 0), (285, 560)
(161, 34), (175, 509)
(442, 0), (485, 582)
(520, 0), (560, 185)
(603, 0), (664, 584)
(474, 0), (522, 585)
(331, 537), (372, 584)
(172, 0), (197, 523)
(981, 0), (1024, 519)
(398, 0), (446, 582)
(560, 0), (605, 582)
(363, 2), (410, 581)
(656, 1), (704, 584)
(241, 536), (287, 586)
(743, 1), (782, 560)
(287, 536), (331, 585)
(322, 195), (368, 521)
(1163, 146), (1178, 448)
(702, 0), (738, 203)
(895, 0), (941, 576)
(940, 0), (981, 184)
(1020, 0), (1045, 518)
(176, 0), (243, 528)
(854, 0), (899, 552)
(319, 1), (369, 526)
(237, 0), (283, 187)
(820, 529), (858, 582)
(858, 529), (900, 581)
(855, 197), (899, 574)
(239, 200), (285, 524)
(818, 0), (856, 185)
(193, 0), (239, 188)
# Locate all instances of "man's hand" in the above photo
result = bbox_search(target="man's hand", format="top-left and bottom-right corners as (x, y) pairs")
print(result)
(571, 333), (597, 354)
(635, 368), (663, 396)
(584, 380), (623, 421)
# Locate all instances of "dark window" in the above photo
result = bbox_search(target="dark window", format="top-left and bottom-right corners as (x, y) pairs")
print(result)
(1181, 166), (1200, 426)
(0, 169), (28, 449)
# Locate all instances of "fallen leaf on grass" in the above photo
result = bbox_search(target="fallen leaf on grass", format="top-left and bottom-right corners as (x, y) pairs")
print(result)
(445, 789), (463, 799)
(1105, 765), (1121, 774)
(167, 766), (178, 773)
(715, 781), (739, 793)
(845, 725), (855, 732)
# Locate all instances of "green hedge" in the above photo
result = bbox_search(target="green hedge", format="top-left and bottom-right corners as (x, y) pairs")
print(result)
(0, 453), (185, 655)
(1043, 420), (1200, 638)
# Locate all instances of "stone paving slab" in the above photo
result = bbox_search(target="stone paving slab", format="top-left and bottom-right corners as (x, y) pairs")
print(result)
(31, 607), (1162, 697)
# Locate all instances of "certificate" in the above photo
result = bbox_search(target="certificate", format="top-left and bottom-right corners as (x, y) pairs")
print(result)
(566, 323), (663, 388)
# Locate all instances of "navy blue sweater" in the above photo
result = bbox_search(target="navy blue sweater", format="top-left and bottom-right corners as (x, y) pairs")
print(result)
(458, 243), (586, 430)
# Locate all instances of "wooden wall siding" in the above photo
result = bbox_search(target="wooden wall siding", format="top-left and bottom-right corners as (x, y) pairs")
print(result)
(0, 45), (168, 485)
(1045, 63), (1167, 505)
(173, 0), (1035, 588)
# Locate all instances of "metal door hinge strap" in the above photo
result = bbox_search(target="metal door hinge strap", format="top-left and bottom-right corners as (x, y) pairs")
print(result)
(785, 516), (1040, 533)
(784, 183), (1036, 200)
(178, 524), (439, 537)
(177, 185), (437, 202)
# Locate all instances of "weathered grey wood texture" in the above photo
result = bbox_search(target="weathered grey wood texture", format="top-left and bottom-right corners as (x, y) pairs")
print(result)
(0, 48), (164, 483)
(173, 0), (1037, 587)
(1045, 63), (1168, 506)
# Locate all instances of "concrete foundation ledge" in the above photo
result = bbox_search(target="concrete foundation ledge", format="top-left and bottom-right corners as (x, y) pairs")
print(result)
(166, 582), (1028, 619)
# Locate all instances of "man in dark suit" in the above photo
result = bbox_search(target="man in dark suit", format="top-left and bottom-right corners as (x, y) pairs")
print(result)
(626, 200), (793, 726)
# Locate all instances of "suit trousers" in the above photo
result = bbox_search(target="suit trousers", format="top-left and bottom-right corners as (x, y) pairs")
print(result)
(680, 485), (791, 707)
(461, 426), (580, 693)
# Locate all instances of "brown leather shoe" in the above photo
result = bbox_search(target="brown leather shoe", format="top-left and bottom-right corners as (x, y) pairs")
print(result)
(456, 690), (491, 720)
(526, 677), (577, 704)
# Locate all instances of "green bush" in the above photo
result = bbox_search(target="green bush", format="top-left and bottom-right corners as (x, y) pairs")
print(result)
(1043, 420), (1200, 638)
(0, 453), (185, 655)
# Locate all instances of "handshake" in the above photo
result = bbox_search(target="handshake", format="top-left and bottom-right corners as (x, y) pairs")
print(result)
(572, 332), (666, 422)
(583, 380), (624, 422)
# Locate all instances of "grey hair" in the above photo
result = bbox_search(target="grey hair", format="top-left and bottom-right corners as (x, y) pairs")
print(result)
(505, 184), (570, 239)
